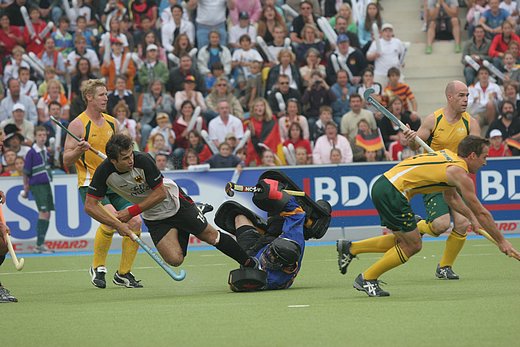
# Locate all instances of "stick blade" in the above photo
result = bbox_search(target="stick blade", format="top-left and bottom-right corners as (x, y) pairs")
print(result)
(225, 182), (235, 197)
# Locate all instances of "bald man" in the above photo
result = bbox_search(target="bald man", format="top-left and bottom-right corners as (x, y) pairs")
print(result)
(409, 80), (481, 280)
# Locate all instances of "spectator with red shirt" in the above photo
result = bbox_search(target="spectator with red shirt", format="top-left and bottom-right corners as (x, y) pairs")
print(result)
(185, 130), (212, 166)
(245, 97), (285, 166)
(129, 0), (158, 32)
(172, 100), (208, 168)
(487, 129), (512, 157)
(0, 14), (23, 61)
(23, 6), (50, 55)
(283, 122), (312, 164)
(488, 20), (520, 71)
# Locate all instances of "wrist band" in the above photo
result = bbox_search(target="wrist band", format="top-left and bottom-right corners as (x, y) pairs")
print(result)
(128, 204), (142, 217)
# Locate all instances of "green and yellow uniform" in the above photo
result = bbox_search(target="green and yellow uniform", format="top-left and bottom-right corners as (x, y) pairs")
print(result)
(74, 112), (139, 274)
(420, 109), (472, 269)
(349, 150), (467, 280)
(372, 150), (467, 232)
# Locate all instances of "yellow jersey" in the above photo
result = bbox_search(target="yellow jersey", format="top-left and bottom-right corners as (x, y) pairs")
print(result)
(75, 112), (116, 187)
(427, 108), (471, 152)
(383, 149), (468, 200)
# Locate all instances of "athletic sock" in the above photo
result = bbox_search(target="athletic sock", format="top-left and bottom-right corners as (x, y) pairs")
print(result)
(417, 220), (438, 237)
(93, 224), (114, 269)
(214, 231), (250, 265)
(440, 229), (466, 267)
(119, 229), (140, 274)
(36, 219), (50, 246)
(350, 234), (396, 256)
(364, 243), (409, 280)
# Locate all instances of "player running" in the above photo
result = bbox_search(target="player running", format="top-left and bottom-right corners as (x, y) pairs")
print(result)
(83, 134), (259, 274)
(63, 79), (143, 289)
(337, 135), (520, 297)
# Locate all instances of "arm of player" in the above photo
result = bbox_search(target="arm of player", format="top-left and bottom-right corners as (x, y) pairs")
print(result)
(62, 119), (91, 167)
(443, 188), (480, 230)
(447, 166), (520, 259)
(115, 183), (168, 223)
(406, 113), (434, 151)
(84, 195), (134, 237)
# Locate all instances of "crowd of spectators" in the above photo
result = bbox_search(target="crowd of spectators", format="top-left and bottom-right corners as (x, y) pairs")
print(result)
(0, 0), (515, 177)
(424, 0), (520, 155)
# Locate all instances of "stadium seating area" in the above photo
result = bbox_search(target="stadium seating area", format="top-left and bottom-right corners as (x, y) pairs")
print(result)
(0, 0), (518, 177)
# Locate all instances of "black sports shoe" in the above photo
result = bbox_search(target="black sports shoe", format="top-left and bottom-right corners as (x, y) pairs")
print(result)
(337, 239), (355, 275)
(353, 273), (390, 297)
(435, 264), (459, 280)
(113, 271), (143, 288)
(89, 266), (107, 289)
(0, 286), (18, 303)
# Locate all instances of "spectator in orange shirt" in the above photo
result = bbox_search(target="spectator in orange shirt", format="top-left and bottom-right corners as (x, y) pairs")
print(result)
(383, 67), (418, 118)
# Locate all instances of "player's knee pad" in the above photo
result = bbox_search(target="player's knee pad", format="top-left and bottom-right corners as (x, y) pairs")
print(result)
(303, 200), (332, 240)
(215, 201), (267, 235)
(228, 267), (267, 292)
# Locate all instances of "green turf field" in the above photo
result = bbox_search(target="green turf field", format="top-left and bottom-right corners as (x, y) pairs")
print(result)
(2, 238), (520, 347)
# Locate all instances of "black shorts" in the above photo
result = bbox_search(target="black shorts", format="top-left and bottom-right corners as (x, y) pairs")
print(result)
(143, 192), (208, 253)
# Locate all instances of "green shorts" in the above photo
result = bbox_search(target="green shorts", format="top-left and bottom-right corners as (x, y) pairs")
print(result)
(30, 183), (55, 212)
(371, 175), (417, 232)
(79, 186), (133, 211)
(423, 192), (450, 223)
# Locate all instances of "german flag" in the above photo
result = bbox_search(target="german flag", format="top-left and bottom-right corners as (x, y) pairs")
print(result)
(355, 132), (385, 152)
(506, 138), (520, 151)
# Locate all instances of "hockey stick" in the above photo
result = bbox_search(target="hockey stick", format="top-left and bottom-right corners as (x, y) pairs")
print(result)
(225, 182), (305, 197)
(97, 203), (186, 281)
(363, 88), (433, 153)
(50, 116), (108, 160)
(7, 235), (24, 271)
(0, 206), (24, 271)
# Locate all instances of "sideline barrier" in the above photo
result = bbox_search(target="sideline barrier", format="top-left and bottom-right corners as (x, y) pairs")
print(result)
(1, 158), (519, 252)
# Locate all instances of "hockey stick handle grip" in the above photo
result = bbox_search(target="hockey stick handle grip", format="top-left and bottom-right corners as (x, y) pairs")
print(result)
(97, 203), (186, 281)
(50, 116), (107, 159)
(363, 89), (433, 153)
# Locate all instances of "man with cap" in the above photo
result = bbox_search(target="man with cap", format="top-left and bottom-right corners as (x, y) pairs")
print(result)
(229, 11), (257, 50)
(167, 53), (206, 95)
(326, 33), (368, 86)
(215, 170), (332, 291)
(487, 129), (512, 157)
(1, 124), (31, 165)
(0, 78), (38, 124)
(366, 23), (406, 86)
(137, 43), (169, 92)
(0, 103), (34, 146)
(174, 75), (207, 113)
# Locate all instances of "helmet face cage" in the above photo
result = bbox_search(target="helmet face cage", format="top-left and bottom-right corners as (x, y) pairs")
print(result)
(259, 239), (299, 271)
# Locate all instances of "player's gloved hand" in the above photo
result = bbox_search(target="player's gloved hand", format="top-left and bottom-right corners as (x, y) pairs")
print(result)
(252, 179), (290, 215)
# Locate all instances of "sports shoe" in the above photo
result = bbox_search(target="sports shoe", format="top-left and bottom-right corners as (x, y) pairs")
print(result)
(197, 203), (214, 215)
(34, 245), (54, 254)
(0, 286), (18, 303)
(337, 239), (355, 275)
(353, 273), (390, 297)
(113, 271), (143, 288)
(89, 266), (107, 288)
(425, 45), (432, 54)
(455, 44), (461, 53)
(435, 264), (459, 280)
